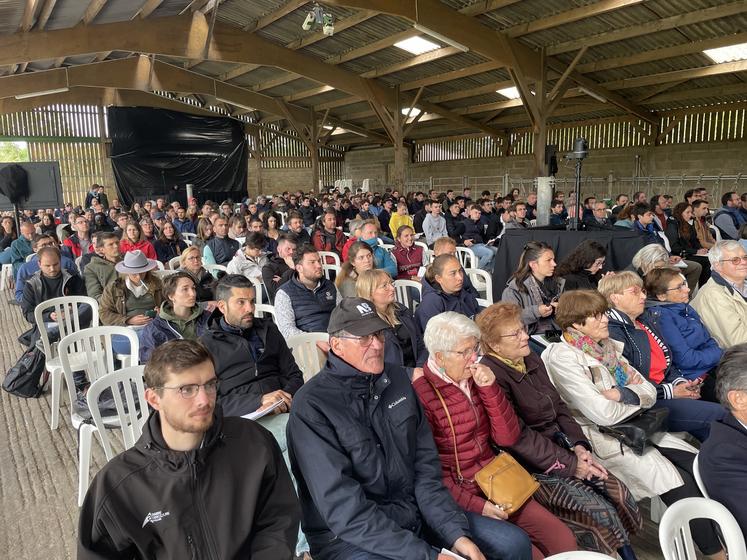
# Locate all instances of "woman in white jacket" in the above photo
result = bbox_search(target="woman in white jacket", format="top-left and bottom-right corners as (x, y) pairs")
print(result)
(542, 290), (725, 560)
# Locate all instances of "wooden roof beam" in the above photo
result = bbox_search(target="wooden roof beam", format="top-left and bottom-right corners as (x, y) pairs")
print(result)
(243, 0), (308, 32)
(601, 59), (747, 90)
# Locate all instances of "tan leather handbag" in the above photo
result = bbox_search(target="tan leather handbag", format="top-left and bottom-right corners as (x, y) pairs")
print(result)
(430, 381), (539, 516)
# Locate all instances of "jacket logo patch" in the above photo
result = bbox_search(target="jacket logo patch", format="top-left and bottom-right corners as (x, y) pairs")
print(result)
(142, 511), (170, 528)
(387, 396), (407, 409)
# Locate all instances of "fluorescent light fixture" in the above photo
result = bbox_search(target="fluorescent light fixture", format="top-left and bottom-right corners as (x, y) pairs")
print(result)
(413, 24), (469, 53)
(401, 107), (422, 117)
(394, 36), (440, 55)
(703, 42), (747, 63)
(496, 87), (521, 100)
(323, 124), (335, 130)
(578, 87), (607, 103)
(215, 96), (255, 112)
(15, 87), (69, 100)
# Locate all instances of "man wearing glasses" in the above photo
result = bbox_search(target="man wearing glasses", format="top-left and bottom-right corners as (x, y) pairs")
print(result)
(288, 297), (486, 560)
(692, 240), (747, 348)
(78, 339), (301, 559)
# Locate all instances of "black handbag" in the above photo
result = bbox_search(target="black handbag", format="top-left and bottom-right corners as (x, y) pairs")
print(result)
(3, 347), (47, 398)
(599, 407), (669, 456)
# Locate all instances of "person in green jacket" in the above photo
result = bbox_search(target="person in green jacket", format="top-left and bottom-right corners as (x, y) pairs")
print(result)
(83, 231), (121, 299)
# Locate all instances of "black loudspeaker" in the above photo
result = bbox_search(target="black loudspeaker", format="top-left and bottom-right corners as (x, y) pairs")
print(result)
(0, 164), (29, 204)
(545, 144), (558, 176)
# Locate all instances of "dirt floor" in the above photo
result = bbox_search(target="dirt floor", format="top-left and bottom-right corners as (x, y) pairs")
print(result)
(0, 294), (672, 559)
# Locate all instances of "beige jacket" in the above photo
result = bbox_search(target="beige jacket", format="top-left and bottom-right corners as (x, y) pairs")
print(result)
(691, 277), (747, 349)
(542, 340), (695, 500)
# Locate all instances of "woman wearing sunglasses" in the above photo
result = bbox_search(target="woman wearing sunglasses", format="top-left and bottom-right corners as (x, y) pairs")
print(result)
(641, 267), (723, 402)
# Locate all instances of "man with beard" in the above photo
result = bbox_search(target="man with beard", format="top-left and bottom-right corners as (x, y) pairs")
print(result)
(78, 339), (300, 560)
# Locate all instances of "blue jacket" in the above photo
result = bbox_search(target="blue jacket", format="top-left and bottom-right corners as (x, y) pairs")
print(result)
(415, 277), (480, 333)
(171, 218), (195, 234)
(699, 413), (747, 540)
(634, 221), (664, 246)
(640, 301), (722, 380)
(362, 237), (397, 278)
(287, 352), (470, 559)
(15, 254), (78, 303)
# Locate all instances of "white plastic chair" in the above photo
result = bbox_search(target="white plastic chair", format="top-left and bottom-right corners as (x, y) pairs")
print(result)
(529, 219), (537, 227)
(79, 365), (146, 506)
(693, 454), (709, 498)
(57, 326), (140, 505)
(75, 255), (83, 274)
(287, 332), (328, 382)
(0, 263), (13, 290)
(659, 497), (747, 560)
(414, 241), (430, 262)
(318, 251), (341, 267)
(254, 303), (275, 321)
(249, 276), (265, 306)
(167, 256), (182, 270)
(277, 211), (288, 227)
(25, 252), (34, 262)
(154, 260), (165, 271)
(323, 263), (340, 282)
(182, 232), (196, 246)
(205, 263), (227, 278)
(380, 243), (395, 253)
(456, 246), (477, 270)
(34, 296), (99, 430)
(467, 268), (493, 303)
(546, 553), (617, 559)
(476, 297), (490, 308)
(153, 269), (177, 280)
(709, 224), (722, 242)
(393, 279), (422, 313)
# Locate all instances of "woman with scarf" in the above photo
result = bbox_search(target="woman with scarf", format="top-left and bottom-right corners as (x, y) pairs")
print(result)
(477, 302), (642, 559)
(391, 224), (425, 280)
(542, 290), (725, 560)
(414, 311), (577, 560)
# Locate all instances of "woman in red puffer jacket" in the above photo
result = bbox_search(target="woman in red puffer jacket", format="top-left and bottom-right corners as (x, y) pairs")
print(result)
(391, 225), (425, 280)
(414, 311), (577, 560)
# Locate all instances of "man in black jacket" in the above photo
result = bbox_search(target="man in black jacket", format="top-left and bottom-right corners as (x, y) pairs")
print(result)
(287, 298), (485, 560)
(261, 233), (298, 303)
(78, 340), (300, 560)
(200, 274), (304, 418)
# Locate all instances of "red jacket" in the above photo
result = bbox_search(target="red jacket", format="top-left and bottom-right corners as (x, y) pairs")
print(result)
(392, 242), (423, 280)
(413, 362), (521, 514)
(312, 228), (345, 260)
(119, 238), (157, 260)
(341, 236), (358, 262)
(63, 234), (94, 258)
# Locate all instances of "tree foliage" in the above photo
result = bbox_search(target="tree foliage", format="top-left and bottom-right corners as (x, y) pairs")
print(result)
(0, 142), (30, 163)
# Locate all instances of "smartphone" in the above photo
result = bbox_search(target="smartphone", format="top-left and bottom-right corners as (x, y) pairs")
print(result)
(144, 309), (157, 319)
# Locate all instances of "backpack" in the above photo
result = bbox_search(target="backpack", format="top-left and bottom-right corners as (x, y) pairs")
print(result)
(3, 347), (47, 398)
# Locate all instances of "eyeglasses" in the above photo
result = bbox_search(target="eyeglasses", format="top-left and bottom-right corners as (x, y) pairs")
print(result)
(499, 327), (528, 340)
(155, 379), (219, 399)
(622, 286), (646, 296)
(719, 256), (747, 265)
(592, 258), (606, 267)
(666, 281), (688, 292)
(446, 343), (481, 360)
(337, 330), (386, 347)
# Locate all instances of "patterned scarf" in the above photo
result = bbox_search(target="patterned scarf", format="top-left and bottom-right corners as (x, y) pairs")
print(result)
(563, 327), (635, 388)
(489, 352), (527, 375)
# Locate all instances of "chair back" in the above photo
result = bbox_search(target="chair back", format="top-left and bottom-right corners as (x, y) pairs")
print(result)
(153, 269), (177, 280)
(709, 224), (723, 242)
(75, 255), (83, 274)
(25, 252), (35, 262)
(287, 332), (328, 382)
(205, 263), (227, 279)
(154, 260), (166, 271)
(659, 497), (747, 560)
(692, 454), (709, 498)
(467, 268), (494, 303)
(58, 326), (140, 425)
(249, 276), (265, 306)
(414, 241), (430, 261)
(34, 296), (99, 361)
(393, 279), (422, 313)
(182, 232), (196, 245)
(455, 246), (477, 270)
(85, 365), (147, 460)
(318, 251), (341, 267)
(168, 256), (182, 270)
(380, 243), (395, 253)
(254, 303), (275, 321)
(323, 263), (340, 282)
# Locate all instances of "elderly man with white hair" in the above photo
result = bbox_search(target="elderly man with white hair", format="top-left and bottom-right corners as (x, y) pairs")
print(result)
(691, 240), (747, 348)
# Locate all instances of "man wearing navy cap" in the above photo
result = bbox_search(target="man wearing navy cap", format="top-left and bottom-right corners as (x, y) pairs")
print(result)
(287, 298), (485, 560)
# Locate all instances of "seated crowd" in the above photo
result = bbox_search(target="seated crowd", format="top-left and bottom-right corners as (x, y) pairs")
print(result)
(6, 184), (747, 560)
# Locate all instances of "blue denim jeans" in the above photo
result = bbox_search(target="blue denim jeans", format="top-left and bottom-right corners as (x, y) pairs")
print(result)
(653, 397), (727, 442)
(257, 413), (309, 555)
(470, 243), (498, 271)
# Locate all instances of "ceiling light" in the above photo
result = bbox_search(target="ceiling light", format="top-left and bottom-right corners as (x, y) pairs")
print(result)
(14, 87), (69, 100)
(323, 124), (335, 130)
(412, 24), (469, 53)
(703, 42), (747, 63)
(394, 36), (440, 55)
(215, 96), (255, 112)
(496, 87), (521, 100)
(578, 87), (607, 103)
(401, 107), (422, 117)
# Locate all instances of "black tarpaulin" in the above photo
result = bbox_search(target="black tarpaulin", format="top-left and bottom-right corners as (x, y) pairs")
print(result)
(108, 107), (247, 206)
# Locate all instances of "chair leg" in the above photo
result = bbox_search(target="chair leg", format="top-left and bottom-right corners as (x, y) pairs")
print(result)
(50, 369), (62, 430)
(78, 424), (94, 507)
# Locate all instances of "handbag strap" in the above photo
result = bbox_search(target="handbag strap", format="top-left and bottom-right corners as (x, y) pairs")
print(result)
(427, 379), (464, 482)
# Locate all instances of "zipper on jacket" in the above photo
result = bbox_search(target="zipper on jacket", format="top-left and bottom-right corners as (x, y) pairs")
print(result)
(467, 397), (484, 455)
(190, 460), (219, 560)
(187, 534), (197, 560)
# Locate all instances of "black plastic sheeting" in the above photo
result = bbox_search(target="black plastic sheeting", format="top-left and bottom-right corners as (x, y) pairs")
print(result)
(108, 107), (248, 207)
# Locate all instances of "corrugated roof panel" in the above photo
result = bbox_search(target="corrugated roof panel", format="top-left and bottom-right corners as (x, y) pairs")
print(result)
(149, 0), (194, 18)
(216, 0), (285, 29)
(44, 0), (88, 29)
(0, 0), (23, 34)
(94, 0), (146, 24)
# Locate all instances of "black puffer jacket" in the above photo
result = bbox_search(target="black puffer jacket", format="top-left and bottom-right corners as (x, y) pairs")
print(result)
(78, 408), (300, 560)
(287, 353), (470, 559)
(199, 311), (304, 416)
